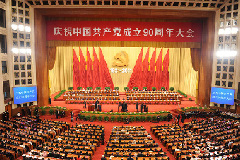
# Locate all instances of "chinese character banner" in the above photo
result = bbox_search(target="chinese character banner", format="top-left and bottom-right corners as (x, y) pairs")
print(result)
(46, 21), (202, 42)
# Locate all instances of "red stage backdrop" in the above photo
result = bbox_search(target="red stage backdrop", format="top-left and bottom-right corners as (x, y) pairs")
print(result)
(46, 21), (202, 42)
(73, 48), (114, 90)
(128, 48), (170, 90)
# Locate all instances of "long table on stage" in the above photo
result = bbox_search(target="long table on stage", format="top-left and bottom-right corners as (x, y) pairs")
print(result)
(65, 99), (181, 105)
(63, 90), (182, 105)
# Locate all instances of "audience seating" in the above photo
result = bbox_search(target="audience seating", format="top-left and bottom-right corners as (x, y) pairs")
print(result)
(0, 116), (104, 160)
(0, 117), (69, 160)
(104, 126), (169, 160)
(151, 117), (240, 160)
(22, 123), (104, 160)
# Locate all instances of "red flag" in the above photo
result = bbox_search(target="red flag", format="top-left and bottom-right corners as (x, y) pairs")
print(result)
(127, 48), (143, 90)
(155, 49), (163, 90)
(92, 47), (100, 89)
(147, 49), (156, 90)
(73, 49), (80, 90)
(86, 48), (93, 88)
(99, 48), (114, 89)
(79, 47), (86, 89)
(162, 49), (169, 90)
(141, 48), (149, 90)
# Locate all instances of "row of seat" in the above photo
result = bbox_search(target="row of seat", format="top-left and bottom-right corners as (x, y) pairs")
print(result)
(23, 123), (104, 160)
(104, 126), (169, 160)
(65, 99), (181, 105)
(64, 96), (120, 101)
(0, 117), (70, 160)
(151, 117), (240, 160)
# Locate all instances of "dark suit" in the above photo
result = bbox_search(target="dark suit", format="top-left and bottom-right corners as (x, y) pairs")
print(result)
(95, 100), (99, 110)
(122, 102), (127, 112)
(56, 110), (60, 119)
(141, 104), (144, 113)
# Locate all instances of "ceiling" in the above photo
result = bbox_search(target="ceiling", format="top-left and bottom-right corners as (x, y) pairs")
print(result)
(25, 0), (227, 10)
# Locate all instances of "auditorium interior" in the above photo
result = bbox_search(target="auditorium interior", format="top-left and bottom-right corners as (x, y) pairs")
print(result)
(0, 0), (240, 160)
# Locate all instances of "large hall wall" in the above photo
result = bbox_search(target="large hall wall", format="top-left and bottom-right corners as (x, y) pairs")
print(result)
(35, 8), (215, 106)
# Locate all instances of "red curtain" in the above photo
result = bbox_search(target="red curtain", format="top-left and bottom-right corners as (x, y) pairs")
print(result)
(155, 49), (163, 90)
(73, 47), (170, 91)
(73, 49), (80, 90)
(127, 48), (143, 90)
(162, 49), (169, 90)
(92, 47), (100, 89)
(79, 48), (86, 89)
(86, 48), (93, 88)
(127, 48), (170, 91)
(99, 48), (114, 89)
(141, 48), (149, 89)
(147, 48), (156, 90)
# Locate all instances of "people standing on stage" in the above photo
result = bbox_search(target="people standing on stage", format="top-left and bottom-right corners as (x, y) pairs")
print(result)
(118, 101), (121, 112)
(141, 103), (144, 113)
(95, 99), (99, 111)
(84, 100), (87, 109)
(136, 102), (138, 112)
(122, 99), (127, 112)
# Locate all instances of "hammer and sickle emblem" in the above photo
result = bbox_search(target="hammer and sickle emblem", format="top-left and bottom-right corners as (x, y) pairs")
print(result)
(112, 51), (129, 67)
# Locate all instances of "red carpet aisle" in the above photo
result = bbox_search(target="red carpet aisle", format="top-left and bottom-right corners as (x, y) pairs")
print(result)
(38, 113), (200, 160)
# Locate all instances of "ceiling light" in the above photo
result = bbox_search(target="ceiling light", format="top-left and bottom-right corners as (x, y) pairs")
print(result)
(26, 49), (31, 54)
(19, 49), (26, 53)
(11, 24), (18, 30)
(216, 50), (237, 57)
(18, 25), (25, 31)
(12, 48), (19, 54)
(25, 26), (31, 32)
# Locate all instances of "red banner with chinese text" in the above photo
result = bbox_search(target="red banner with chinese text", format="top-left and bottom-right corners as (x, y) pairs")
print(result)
(46, 21), (202, 42)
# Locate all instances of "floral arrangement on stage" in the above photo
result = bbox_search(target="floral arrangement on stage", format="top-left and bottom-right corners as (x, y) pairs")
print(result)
(32, 106), (69, 116)
(181, 106), (211, 111)
(78, 111), (172, 122)
(54, 90), (66, 100)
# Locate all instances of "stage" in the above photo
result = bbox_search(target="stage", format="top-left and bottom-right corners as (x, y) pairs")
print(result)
(50, 91), (197, 113)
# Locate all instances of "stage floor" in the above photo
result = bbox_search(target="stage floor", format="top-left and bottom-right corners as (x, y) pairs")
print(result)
(51, 92), (197, 113)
